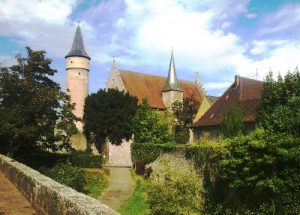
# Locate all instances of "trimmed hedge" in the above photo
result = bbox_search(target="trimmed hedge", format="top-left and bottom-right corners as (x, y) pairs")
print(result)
(15, 150), (103, 169)
(70, 153), (102, 168)
(42, 163), (86, 192)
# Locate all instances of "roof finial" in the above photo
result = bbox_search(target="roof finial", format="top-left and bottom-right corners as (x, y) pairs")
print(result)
(111, 56), (117, 71)
(195, 71), (199, 84)
(77, 20), (80, 26)
(255, 68), (258, 80)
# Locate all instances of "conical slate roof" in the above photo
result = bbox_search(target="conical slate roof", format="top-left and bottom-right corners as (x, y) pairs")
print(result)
(65, 25), (90, 60)
(162, 50), (182, 92)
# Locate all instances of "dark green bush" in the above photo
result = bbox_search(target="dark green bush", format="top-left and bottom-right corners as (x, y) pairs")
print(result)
(70, 152), (102, 168)
(131, 142), (160, 165)
(15, 150), (70, 169)
(174, 128), (189, 144)
(43, 163), (86, 192)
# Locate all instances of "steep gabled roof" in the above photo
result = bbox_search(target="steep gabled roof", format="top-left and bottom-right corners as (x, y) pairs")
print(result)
(65, 25), (90, 60)
(118, 70), (204, 109)
(193, 76), (263, 127)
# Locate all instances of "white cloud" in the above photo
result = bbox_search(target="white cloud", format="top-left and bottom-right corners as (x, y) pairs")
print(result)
(258, 3), (300, 37)
(0, 0), (84, 58)
(204, 82), (231, 90)
(116, 0), (249, 76)
(0, 55), (16, 67)
(244, 13), (257, 19)
(1, 0), (300, 95)
(0, 0), (76, 24)
(114, 0), (300, 90)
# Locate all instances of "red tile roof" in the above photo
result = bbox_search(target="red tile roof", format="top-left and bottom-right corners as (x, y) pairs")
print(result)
(119, 70), (204, 109)
(193, 76), (263, 127)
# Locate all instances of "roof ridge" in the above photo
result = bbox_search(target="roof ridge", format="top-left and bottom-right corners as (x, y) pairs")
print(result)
(239, 75), (263, 83)
(119, 69), (198, 85)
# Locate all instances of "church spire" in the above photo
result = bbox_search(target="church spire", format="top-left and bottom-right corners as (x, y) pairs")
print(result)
(65, 23), (90, 60)
(162, 50), (182, 92)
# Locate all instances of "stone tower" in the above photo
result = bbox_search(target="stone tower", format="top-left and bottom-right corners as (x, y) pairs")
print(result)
(65, 24), (91, 131)
(162, 50), (183, 108)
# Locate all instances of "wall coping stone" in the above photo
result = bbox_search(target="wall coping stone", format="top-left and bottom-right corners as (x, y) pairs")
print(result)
(0, 154), (119, 215)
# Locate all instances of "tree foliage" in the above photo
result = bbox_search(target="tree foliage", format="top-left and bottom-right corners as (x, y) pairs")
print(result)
(189, 128), (300, 214)
(147, 157), (203, 215)
(0, 47), (78, 156)
(131, 99), (173, 173)
(171, 97), (200, 144)
(220, 105), (244, 138)
(186, 70), (300, 214)
(83, 88), (138, 153)
(258, 69), (300, 135)
(132, 99), (173, 144)
(172, 97), (200, 128)
(220, 128), (300, 214)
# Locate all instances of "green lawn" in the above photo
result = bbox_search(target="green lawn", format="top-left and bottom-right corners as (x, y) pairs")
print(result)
(118, 174), (150, 215)
(84, 168), (109, 199)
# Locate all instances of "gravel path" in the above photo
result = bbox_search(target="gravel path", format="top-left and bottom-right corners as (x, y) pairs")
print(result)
(0, 173), (35, 215)
(100, 167), (134, 210)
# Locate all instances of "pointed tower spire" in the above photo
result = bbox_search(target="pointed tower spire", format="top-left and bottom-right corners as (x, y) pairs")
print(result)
(65, 23), (90, 60)
(162, 50), (182, 92)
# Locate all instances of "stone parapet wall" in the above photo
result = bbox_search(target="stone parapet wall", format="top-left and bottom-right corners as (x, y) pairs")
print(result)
(0, 154), (119, 215)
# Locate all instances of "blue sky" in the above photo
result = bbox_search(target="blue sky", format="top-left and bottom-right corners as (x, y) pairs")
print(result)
(0, 0), (300, 96)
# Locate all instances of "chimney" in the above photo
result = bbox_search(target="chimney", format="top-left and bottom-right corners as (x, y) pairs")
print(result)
(233, 75), (240, 88)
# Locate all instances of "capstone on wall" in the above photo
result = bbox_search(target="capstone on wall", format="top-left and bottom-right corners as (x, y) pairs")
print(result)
(0, 154), (118, 215)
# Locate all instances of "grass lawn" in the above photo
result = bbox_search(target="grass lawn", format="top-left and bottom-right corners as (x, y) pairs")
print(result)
(84, 168), (109, 199)
(118, 172), (150, 215)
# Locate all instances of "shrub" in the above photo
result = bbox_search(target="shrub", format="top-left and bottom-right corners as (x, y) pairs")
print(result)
(174, 128), (189, 144)
(15, 150), (70, 169)
(84, 169), (109, 199)
(187, 128), (300, 214)
(70, 152), (102, 168)
(147, 157), (203, 215)
(43, 163), (86, 192)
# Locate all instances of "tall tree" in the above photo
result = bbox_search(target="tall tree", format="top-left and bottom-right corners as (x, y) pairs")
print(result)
(83, 88), (138, 153)
(0, 47), (78, 156)
(258, 69), (300, 135)
(220, 105), (244, 138)
(131, 99), (173, 174)
(172, 97), (200, 143)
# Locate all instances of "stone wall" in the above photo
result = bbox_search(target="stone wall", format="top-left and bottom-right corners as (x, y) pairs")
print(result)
(0, 154), (119, 215)
(149, 148), (198, 177)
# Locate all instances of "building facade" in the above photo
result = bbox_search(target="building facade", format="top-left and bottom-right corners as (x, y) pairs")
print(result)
(192, 76), (263, 140)
(105, 52), (208, 166)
